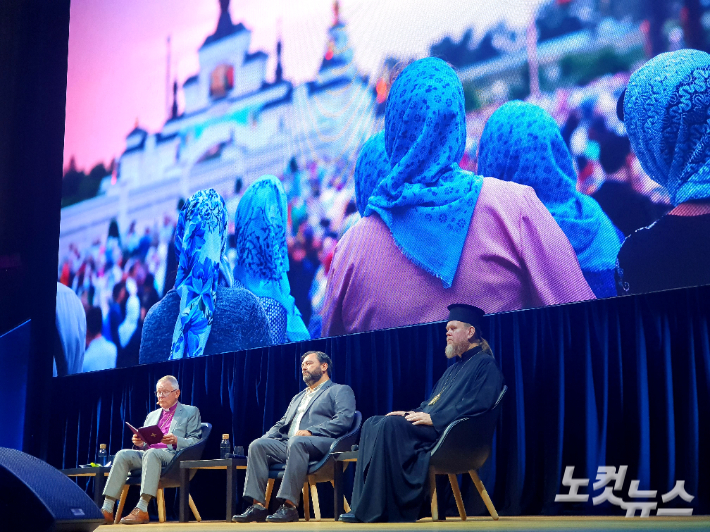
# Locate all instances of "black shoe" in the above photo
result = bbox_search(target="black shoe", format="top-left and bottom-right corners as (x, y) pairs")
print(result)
(340, 512), (361, 523)
(266, 503), (299, 523)
(232, 504), (268, 523)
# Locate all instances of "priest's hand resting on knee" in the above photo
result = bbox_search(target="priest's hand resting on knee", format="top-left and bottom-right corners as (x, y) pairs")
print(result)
(294, 430), (312, 437)
(386, 411), (406, 416)
(405, 412), (432, 426)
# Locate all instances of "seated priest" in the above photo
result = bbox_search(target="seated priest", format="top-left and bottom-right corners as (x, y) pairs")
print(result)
(233, 351), (356, 523)
(100, 375), (202, 525)
(342, 304), (505, 523)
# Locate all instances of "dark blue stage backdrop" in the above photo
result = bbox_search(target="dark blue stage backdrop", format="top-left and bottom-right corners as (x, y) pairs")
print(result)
(48, 284), (710, 519)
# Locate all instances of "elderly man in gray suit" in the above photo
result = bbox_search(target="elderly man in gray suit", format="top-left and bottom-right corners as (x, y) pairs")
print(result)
(233, 350), (356, 523)
(100, 375), (202, 525)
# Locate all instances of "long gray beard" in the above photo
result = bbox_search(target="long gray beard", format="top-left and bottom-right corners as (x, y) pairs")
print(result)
(445, 342), (467, 359)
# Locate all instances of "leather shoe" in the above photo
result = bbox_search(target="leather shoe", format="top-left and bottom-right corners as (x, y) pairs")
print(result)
(102, 509), (113, 525)
(340, 512), (361, 523)
(266, 503), (299, 523)
(232, 504), (268, 523)
(120, 508), (150, 525)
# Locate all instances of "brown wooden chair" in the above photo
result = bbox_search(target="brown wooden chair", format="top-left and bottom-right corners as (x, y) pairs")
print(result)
(114, 422), (211, 523)
(264, 411), (362, 520)
(428, 386), (507, 521)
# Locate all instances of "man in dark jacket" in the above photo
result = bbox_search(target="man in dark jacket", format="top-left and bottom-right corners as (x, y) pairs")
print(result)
(233, 351), (356, 523)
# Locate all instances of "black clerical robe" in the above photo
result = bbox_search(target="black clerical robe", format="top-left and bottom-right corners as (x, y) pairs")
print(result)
(350, 346), (504, 522)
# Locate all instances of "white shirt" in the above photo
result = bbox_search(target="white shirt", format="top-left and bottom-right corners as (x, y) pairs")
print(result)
(82, 336), (118, 373)
(287, 381), (326, 438)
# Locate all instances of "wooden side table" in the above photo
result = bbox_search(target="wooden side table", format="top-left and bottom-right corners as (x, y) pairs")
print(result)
(61, 466), (111, 507)
(179, 457), (247, 523)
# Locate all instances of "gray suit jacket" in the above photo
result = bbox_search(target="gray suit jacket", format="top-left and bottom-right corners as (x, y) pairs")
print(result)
(264, 380), (355, 440)
(140, 402), (202, 453)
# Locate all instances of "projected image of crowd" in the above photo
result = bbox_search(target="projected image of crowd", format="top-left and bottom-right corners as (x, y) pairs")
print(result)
(55, 2), (710, 375)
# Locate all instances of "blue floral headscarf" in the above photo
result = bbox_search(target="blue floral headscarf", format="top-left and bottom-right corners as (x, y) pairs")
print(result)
(354, 131), (390, 217)
(365, 57), (483, 288)
(624, 49), (710, 205)
(234, 175), (310, 342)
(478, 101), (621, 273)
(170, 188), (233, 360)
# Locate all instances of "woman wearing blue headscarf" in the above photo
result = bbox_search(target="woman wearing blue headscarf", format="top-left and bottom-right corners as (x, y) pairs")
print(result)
(233, 175), (311, 343)
(617, 49), (710, 295)
(139, 189), (271, 364)
(478, 101), (623, 298)
(322, 57), (594, 337)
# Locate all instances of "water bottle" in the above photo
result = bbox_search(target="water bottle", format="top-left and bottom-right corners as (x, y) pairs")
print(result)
(220, 434), (230, 459)
(98, 444), (108, 466)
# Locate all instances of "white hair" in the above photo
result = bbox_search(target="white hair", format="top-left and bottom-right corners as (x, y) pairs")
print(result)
(158, 375), (179, 390)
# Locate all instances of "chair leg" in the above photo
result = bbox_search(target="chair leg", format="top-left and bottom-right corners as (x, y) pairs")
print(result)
(264, 478), (275, 508)
(302, 482), (310, 521)
(188, 494), (202, 522)
(448, 474), (467, 521)
(330, 481), (351, 513)
(156, 488), (166, 523)
(469, 470), (499, 520)
(310, 483), (321, 521)
(114, 485), (129, 524)
(429, 470), (442, 521)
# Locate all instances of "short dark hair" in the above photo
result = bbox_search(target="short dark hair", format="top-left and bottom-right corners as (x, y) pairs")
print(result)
(86, 306), (103, 336)
(301, 350), (332, 377)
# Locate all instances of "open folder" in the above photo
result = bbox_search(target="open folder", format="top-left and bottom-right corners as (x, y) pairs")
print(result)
(126, 422), (164, 446)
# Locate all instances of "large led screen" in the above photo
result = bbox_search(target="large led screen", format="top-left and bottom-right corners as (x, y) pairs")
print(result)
(57, 0), (709, 375)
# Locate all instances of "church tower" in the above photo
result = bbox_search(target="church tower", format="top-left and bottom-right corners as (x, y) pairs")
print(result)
(316, 1), (357, 85)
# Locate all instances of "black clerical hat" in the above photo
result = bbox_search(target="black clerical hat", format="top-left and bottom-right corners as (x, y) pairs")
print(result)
(446, 304), (486, 331)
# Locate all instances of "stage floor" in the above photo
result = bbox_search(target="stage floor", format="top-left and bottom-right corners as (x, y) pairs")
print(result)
(95, 515), (709, 531)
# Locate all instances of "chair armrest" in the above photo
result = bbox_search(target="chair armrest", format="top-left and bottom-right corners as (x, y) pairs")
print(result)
(330, 430), (360, 454)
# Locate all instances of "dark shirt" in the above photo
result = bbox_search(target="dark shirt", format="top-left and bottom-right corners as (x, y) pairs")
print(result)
(116, 322), (142, 368)
(592, 181), (669, 237)
(108, 302), (123, 347)
(287, 256), (317, 327)
(138, 286), (272, 365)
(616, 213), (710, 295)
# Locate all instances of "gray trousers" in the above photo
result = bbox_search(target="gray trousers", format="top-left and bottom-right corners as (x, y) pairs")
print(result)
(244, 436), (333, 506)
(103, 448), (174, 499)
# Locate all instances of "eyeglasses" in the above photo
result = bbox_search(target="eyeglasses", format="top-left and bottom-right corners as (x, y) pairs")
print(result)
(155, 389), (177, 397)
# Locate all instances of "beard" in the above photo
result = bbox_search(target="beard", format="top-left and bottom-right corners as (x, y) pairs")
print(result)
(303, 366), (323, 385)
(445, 341), (468, 359)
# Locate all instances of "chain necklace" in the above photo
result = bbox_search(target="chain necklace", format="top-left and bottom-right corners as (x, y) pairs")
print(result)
(428, 347), (479, 405)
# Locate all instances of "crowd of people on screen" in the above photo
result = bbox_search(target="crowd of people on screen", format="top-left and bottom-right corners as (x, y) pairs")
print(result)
(55, 49), (710, 374)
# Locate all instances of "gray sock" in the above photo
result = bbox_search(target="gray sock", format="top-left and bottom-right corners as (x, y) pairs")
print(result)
(101, 497), (115, 514)
(136, 494), (151, 513)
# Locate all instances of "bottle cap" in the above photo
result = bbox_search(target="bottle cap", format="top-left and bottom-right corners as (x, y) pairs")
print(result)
(222, 434), (229, 439)
(100, 444), (107, 449)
